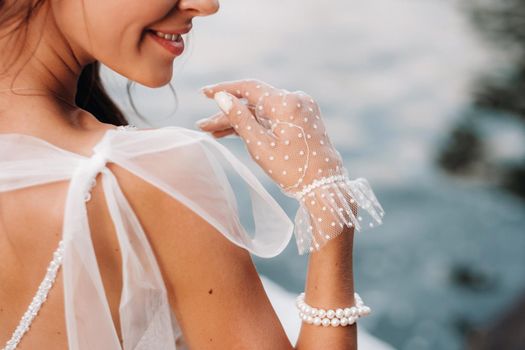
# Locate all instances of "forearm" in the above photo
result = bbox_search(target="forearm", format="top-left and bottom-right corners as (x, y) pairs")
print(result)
(294, 203), (357, 350)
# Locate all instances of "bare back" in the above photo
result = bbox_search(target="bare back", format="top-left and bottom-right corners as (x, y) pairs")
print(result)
(0, 128), (126, 348)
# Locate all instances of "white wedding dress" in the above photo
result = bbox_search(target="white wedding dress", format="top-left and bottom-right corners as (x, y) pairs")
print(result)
(0, 124), (392, 350)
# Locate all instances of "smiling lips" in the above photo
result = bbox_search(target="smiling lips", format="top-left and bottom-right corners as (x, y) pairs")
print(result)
(152, 30), (182, 42)
(147, 28), (190, 56)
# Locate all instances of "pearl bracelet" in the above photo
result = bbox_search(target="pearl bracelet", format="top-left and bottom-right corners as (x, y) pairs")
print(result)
(295, 292), (371, 327)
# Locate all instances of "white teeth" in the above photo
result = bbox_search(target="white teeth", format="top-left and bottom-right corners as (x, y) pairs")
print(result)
(154, 30), (180, 42)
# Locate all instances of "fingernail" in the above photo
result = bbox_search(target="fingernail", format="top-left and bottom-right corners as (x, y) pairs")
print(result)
(214, 91), (233, 114)
(200, 85), (215, 95)
(195, 118), (210, 128)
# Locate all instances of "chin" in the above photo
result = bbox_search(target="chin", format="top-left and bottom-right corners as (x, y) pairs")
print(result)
(132, 66), (174, 88)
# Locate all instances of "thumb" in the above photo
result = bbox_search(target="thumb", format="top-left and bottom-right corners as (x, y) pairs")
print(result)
(214, 91), (269, 140)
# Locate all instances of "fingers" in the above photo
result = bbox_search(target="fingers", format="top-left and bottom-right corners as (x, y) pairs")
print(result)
(196, 112), (231, 132)
(201, 79), (276, 109)
(211, 128), (237, 139)
(213, 91), (273, 143)
(195, 113), (238, 138)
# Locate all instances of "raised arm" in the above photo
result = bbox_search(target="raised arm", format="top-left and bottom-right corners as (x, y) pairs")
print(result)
(110, 159), (358, 349)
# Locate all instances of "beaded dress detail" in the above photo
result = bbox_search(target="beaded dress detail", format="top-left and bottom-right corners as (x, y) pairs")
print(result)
(0, 124), (293, 349)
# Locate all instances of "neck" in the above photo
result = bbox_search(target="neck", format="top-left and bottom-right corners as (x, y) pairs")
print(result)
(0, 1), (97, 134)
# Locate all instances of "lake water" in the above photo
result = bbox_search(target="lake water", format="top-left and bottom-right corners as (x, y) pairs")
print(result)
(103, 0), (525, 349)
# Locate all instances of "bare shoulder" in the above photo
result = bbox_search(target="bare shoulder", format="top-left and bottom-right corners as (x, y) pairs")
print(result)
(106, 162), (293, 349)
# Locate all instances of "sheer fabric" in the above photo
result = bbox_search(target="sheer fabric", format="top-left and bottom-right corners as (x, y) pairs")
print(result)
(202, 80), (385, 254)
(0, 125), (293, 349)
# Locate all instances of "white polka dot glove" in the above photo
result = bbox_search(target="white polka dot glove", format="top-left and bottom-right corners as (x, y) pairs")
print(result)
(200, 79), (385, 255)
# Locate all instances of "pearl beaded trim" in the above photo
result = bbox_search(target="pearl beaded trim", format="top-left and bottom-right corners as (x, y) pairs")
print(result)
(295, 292), (371, 327)
(116, 124), (138, 131)
(2, 240), (65, 350)
(286, 174), (350, 201)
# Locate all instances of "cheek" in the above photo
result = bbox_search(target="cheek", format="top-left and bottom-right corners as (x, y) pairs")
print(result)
(63, 1), (177, 87)
(95, 27), (176, 88)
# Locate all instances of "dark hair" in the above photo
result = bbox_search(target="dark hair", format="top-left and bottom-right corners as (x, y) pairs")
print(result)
(0, 0), (130, 126)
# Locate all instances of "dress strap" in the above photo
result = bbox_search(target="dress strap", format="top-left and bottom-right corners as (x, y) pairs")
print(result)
(2, 240), (65, 350)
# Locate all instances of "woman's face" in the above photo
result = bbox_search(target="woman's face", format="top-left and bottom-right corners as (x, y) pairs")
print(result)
(51, 0), (219, 87)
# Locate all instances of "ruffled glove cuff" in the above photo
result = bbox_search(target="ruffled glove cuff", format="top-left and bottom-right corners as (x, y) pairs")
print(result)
(281, 167), (385, 255)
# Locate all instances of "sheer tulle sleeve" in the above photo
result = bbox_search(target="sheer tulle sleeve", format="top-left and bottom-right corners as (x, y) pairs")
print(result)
(107, 126), (294, 258)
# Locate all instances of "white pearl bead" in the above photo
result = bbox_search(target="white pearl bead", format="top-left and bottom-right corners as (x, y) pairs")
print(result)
(307, 316), (314, 324)
(302, 305), (309, 315)
(340, 317), (349, 326)
(361, 306), (371, 316)
(326, 309), (335, 319)
(310, 307), (318, 317)
(313, 317), (322, 326)
(335, 308), (344, 318)
(321, 318), (331, 327)
(330, 318), (340, 327)
(343, 308), (352, 318)
(317, 309), (326, 318)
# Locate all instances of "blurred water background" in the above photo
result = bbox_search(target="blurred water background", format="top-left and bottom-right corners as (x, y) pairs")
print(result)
(102, 0), (525, 349)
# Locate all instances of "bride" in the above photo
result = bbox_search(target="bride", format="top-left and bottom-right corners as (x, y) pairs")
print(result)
(0, 0), (386, 349)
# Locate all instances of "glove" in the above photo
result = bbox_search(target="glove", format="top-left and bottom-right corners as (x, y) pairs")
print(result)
(200, 79), (385, 255)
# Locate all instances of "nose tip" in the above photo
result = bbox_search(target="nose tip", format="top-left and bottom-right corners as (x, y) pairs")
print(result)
(181, 0), (220, 17)
(201, 0), (220, 16)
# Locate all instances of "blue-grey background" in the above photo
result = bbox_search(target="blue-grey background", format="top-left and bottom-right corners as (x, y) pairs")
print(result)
(102, 1), (525, 349)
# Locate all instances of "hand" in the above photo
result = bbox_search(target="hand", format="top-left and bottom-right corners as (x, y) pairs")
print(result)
(199, 79), (345, 196)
